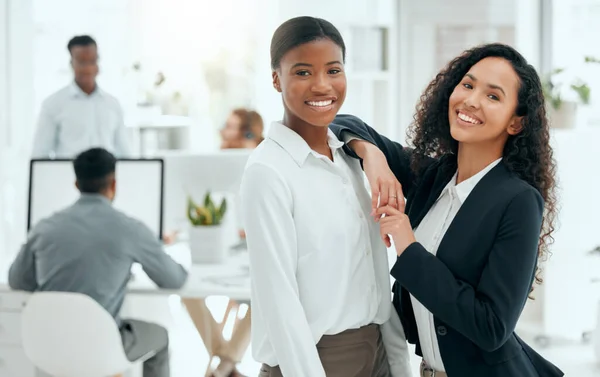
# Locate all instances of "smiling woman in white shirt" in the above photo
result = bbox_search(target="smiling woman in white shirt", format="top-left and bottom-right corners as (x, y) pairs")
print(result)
(330, 44), (564, 377)
(32, 35), (130, 159)
(239, 16), (411, 377)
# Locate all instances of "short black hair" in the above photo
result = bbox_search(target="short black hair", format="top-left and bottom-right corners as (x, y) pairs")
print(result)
(73, 148), (116, 193)
(270, 16), (346, 70)
(67, 35), (97, 54)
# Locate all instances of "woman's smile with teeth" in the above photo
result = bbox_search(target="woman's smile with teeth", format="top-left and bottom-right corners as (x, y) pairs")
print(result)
(458, 112), (482, 124)
(306, 100), (333, 107)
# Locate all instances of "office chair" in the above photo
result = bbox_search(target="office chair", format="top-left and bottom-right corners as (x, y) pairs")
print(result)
(21, 292), (151, 377)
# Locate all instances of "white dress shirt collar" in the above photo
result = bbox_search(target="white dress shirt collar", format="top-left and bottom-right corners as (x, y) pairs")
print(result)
(444, 158), (502, 203)
(69, 81), (104, 98)
(267, 121), (345, 167)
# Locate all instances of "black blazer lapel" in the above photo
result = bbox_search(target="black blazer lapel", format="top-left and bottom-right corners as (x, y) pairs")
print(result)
(434, 162), (511, 262)
(399, 155), (456, 350)
(408, 155), (457, 229)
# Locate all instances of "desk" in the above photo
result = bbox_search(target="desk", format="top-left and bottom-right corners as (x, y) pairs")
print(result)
(0, 243), (251, 299)
(126, 242), (251, 301)
(0, 243), (251, 377)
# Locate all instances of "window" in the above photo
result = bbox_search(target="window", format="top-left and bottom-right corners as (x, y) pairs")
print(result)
(435, 25), (515, 71)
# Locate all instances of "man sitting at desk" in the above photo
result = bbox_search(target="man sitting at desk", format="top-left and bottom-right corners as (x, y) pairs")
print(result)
(31, 35), (131, 158)
(8, 147), (187, 377)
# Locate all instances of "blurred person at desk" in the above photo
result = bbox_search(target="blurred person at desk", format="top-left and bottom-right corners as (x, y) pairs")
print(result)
(31, 35), (131, 159)
(8, 147), (187, 377)
(220, 108), (264, 241)
(220, 108), (265, 150)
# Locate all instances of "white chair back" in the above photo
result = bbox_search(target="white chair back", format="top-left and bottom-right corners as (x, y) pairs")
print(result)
(21, 292), (132, 377)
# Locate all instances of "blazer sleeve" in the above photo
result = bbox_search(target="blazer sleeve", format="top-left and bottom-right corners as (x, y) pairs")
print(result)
(390, 188), (544, 352)
(330, 114), (418, 198)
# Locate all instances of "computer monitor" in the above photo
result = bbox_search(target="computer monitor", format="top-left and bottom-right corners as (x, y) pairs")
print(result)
(162, 150), (251, 234)
(27, 159), (164, 239)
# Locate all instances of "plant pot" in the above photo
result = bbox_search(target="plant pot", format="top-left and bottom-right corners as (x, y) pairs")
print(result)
(189, 225), (227, 264)
(548, 101), (577, 129)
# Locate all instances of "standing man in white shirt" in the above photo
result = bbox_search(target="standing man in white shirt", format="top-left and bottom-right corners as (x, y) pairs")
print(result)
(32, 35), (131, 158)
(240, 16), (411, 377)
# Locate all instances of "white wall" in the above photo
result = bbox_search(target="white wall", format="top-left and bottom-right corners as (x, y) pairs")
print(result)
(250, 0), (283, 131)
(551, 0), (600, 123)
(0, 0), (8, 267)
(0, 0), (34, 267)
(549, 3), (600, 250)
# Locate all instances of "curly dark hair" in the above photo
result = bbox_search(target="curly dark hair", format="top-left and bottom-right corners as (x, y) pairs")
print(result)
(407, 43), (558, 294)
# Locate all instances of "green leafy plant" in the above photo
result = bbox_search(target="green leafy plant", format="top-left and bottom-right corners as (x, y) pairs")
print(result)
(585, 56), (600, 64)
(543, 56), (599, 110)
(187, 192), (227, 226)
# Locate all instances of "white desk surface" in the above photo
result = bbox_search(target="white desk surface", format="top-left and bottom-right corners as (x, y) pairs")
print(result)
(0, 242), (251, 301)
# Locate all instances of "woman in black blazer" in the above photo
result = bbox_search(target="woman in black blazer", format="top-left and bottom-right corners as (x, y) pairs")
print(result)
(330, 44), (564, 377)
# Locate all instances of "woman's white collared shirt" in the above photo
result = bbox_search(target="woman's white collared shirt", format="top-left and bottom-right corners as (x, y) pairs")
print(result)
(240, 122), (394, 377)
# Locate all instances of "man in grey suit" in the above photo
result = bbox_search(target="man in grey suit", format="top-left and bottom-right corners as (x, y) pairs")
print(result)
(9, 147), (188, 377)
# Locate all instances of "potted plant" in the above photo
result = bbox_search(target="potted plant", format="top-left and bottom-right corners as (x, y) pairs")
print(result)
(543, 56), (599, 129)
(187, 192), (228, 264)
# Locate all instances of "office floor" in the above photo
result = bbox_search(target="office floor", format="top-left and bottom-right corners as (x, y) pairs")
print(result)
(152, 297), (599, 377)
